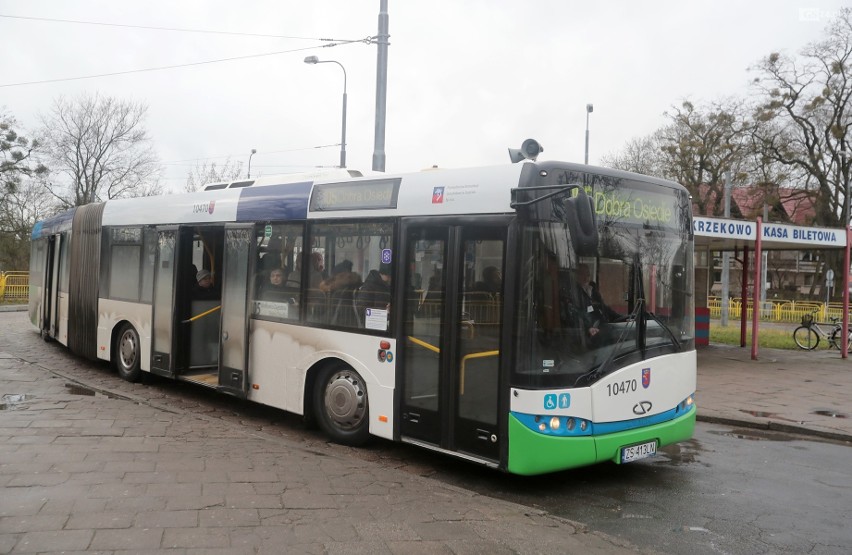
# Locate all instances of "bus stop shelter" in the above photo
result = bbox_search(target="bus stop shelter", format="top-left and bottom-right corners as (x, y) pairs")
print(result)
(693, 216), (852, 359)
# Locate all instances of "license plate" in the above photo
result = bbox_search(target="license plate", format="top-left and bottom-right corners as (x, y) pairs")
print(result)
(620, 440), (657, 463)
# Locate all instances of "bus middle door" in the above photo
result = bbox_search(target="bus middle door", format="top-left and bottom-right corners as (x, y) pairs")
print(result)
(217, 224), (254, 398)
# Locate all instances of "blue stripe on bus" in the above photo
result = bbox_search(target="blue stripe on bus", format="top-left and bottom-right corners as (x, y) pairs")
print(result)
(236, 181), (312, 222)
(592, 403), (694, 435)
(511, 402), (695, 437)
(31, 208), (75, 239)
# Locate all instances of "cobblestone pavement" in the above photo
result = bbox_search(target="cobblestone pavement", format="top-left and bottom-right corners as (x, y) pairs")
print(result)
(0, 311), (649, 554)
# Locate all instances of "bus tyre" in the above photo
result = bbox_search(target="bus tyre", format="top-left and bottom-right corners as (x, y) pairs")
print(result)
(313, 364), (369, 446)
(114, 323), (142, 382)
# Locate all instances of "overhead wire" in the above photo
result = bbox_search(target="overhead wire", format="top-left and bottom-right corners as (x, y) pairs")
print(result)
(0, 13), (375, 88)
(0, 14), (356, 42)
(0, 40), (368, 88)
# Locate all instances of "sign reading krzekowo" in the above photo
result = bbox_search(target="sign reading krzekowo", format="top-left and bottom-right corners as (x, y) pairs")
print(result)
(693, 217), (846, 248)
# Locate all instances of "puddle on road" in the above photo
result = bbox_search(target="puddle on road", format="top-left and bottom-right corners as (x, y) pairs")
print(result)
(740, 409), (777, 418)
(65, 383), (96, 396)
(813, 410), (847, 418)
(0, 393), (32, 410)
(707, 428), (795, 442)
(655, 439), (702, 465)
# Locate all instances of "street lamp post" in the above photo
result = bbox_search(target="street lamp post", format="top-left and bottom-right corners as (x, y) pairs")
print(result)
(304, 56), (347, 169)
(247, 148), (256, 178)
(584, 103), (594, 165)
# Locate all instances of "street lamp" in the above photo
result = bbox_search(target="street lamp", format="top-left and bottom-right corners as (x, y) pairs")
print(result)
(304, 55), (347, 168)
(584, 103), (594, 165)
(247, 148), (256, 178)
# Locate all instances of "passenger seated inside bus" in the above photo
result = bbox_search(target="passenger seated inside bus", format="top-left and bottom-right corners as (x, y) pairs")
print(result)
(354, 262), (391, 328)
(259, 268), (295, 303)
(474, 266), (502, 298)
(321, 260), (362, 326)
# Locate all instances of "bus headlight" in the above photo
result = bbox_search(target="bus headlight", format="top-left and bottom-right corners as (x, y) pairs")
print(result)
(511, 412), (593, 436)
(678, 394), (695, 412)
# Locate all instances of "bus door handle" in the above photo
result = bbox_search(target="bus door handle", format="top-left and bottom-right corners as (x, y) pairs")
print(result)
(222, 331), (229, 341)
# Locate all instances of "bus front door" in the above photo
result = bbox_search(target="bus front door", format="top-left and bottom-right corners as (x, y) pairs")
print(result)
(399, 222), (506, 463)
(217, 224), (254, 398)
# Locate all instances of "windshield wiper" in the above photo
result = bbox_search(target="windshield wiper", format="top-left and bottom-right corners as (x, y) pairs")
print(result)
(573, 298), (644, 387)
(644, 310), (682, 351)
(510, 184), (582, 209)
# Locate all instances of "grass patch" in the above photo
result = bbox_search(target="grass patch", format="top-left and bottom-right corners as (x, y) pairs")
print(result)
(710, 323), (810, 350)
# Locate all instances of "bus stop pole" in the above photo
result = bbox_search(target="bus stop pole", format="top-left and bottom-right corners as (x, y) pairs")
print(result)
(751, 218), (763, 360)
(740, 245), (749, 347)
(843, 226), (850, 359)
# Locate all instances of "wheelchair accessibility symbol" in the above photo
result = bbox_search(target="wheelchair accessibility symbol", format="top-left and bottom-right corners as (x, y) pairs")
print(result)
(544, 393), (570, 410)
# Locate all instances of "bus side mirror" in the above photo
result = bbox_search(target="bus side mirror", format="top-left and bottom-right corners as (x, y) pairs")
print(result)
(565, 188), (598, 257)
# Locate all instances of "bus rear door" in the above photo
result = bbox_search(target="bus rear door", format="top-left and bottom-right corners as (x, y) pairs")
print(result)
(40, 233), (62, 338)
(151, 227), (178, 377)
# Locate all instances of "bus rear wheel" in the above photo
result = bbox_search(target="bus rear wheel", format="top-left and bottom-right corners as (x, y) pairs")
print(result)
(313, 364), (369, 446)
(114, 323), (142, 382)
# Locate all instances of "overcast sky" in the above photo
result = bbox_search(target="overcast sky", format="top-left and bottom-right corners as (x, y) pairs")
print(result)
(1, 0), (848, 192)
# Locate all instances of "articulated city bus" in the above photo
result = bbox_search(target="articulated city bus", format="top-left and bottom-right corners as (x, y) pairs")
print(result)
(29, 161), (695, 475)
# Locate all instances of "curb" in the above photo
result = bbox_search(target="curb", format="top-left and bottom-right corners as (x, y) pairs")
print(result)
(696, 413), (852, 444)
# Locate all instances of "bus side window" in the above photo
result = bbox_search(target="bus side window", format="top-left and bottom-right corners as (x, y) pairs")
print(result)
(307, 221), (394, 331)
(252, 223), (303, 321)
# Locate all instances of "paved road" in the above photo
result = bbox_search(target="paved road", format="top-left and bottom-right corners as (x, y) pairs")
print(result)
(0, 311), (649, 554)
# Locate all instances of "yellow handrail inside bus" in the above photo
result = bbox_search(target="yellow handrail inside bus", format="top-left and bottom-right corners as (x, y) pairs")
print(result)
(407, 335), (440, 353)
(182, 305), (221, 324)
(460, 350), (499, 395)
(406, 337), (499, 396)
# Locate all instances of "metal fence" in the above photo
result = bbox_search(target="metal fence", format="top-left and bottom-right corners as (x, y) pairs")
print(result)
(708, 296), (846, 323)
(0, 272), (29, 302)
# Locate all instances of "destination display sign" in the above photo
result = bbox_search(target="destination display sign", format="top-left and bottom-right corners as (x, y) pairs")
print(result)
(310, 178), (401, 211)
(580, 185), (684, 229)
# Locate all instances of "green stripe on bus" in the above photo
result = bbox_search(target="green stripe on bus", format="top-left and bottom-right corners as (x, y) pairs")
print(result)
(507, 408), (696, 476)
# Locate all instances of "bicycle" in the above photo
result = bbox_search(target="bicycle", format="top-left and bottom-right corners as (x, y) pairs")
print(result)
(792, 312), (852, 352)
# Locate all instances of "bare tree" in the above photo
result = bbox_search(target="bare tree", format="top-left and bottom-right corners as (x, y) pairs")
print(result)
(0, 177), (55, 269)
(601, 134), (663, 177)
(604, 99), (753, 216)
(656, 99), (753, 216)
(184, 158), (243, 192)
(39, 93), (162, 208)
(1, 111), (51, 269)
(750, 7), (852, 229)
(1, 111), (48, 197)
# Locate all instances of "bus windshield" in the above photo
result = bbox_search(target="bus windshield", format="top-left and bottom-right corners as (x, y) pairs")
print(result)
(513, 181), (694, 389)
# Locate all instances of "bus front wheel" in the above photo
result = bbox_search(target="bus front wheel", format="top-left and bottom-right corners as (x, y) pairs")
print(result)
(114, 323), (142, 382)
(313, 364), (370, 446)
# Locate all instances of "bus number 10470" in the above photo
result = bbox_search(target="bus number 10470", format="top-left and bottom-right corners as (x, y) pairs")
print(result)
(607, 379), (637, 397)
